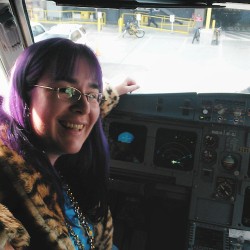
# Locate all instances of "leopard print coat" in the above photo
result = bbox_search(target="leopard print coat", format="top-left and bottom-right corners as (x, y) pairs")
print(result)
(0, 86), (119, 249)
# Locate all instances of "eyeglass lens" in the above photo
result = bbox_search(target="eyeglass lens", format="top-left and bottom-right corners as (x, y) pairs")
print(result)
(58, 87), (101, 103)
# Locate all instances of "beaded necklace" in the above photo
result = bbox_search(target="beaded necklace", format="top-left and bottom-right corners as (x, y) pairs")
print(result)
(64, 183), (95, 250)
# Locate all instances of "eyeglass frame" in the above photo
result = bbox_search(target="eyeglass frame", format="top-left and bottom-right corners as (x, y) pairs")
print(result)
(32, 84), (104, 104)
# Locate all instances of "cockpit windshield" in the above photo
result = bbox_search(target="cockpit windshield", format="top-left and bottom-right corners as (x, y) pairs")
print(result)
(25, 1), (250, 94)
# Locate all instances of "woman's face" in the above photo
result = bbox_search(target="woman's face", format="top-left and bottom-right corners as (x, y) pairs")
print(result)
(29, 59), (100, 165)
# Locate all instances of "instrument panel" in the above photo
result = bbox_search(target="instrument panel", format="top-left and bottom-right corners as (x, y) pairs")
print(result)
(104, 92), (250, 249)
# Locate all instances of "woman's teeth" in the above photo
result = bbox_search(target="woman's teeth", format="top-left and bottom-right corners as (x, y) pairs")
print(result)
(65, 122), (84, 130)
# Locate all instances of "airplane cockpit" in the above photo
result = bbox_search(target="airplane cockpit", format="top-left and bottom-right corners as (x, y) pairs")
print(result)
(0, 0), (250, 249)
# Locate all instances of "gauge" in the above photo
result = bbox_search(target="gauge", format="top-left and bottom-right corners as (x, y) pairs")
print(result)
(215, 177), (235, 200)
(204, 134), (218, 148)
(216, 182), (232, 199)
(221, 154), (238, 171)
(201, 149), (217, 163)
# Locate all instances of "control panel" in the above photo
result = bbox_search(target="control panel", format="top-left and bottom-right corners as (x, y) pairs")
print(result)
(105, 92), (250, 250)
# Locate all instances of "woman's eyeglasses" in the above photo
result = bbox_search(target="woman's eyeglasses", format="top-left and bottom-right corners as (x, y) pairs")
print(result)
(33, 85), (103, 104)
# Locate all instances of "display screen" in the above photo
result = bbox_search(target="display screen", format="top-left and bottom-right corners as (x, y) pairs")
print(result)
(153, 128), (197, 171)
(108, 122), (147, 163)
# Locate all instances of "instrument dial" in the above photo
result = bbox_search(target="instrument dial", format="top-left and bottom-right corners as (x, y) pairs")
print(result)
(215, 177), (235, 200)
(204, 134), (218, 148)
(221, 154), (238, 171)
(202, 149), (217, 163)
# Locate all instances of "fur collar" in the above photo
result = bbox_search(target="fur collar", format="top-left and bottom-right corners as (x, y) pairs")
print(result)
(0, 134), (74, 249)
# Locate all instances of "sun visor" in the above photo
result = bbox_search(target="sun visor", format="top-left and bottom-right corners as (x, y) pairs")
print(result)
(49, 0), (230, 9)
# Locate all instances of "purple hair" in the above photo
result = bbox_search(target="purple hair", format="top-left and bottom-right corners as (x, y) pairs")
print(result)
(9, 37), (103, 128)
(8, 38), (110, 222)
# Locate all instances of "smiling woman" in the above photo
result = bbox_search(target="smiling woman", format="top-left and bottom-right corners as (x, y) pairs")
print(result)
(0, 38), (139, 250)
(28, 55), (101, 164)
(2, 0), (250, 248)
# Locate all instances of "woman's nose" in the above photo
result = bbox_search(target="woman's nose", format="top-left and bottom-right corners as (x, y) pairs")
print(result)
(70, 96), (90, 114)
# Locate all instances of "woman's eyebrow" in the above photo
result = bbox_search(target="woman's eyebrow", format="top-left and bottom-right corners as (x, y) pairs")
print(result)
(54, 77), (78, 84)
(54, 77), (99, 89)
(89, 82), (99, 89)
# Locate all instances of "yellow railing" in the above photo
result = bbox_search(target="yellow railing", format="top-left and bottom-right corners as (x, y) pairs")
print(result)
(28, 9), (106, 27)
(28, 9), (195, 34)
(121, 12), (195, 34)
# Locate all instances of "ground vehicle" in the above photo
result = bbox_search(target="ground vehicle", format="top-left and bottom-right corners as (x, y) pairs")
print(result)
(30, 21), (47, 42)
(35, 23), (87, 44)
(123, 20), (145, 38)
(1, 0), (250, 249)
